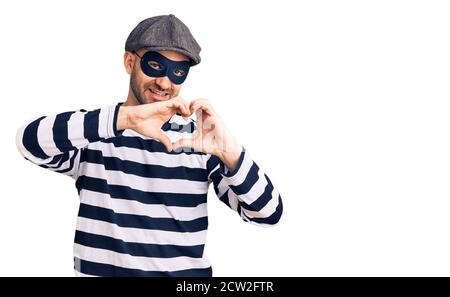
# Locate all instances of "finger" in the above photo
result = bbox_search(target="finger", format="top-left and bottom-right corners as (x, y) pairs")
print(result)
(178, 102), (190, 117)
(201, 113), (218, 133)
(168, 101), (189, 118)
(175, 97), (191, 117)
(190, 98), (212, 110)
(179, 104), (191, 117)
(195, 109), (204, 131)
(190, 98), (209, 106)
(155, 131), (173, 152)
(190, 100), (214, 116)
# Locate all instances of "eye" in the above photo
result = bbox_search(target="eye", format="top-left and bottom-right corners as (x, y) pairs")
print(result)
(148, 61), (164, 71)
(173, 69), (186, 77)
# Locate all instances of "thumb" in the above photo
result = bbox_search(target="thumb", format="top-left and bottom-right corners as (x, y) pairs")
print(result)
(172, 137), (194, 152)
(155, 131), (173, 152)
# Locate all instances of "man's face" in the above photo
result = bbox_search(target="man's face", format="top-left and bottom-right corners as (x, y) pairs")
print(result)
(128, 49), (189, 104)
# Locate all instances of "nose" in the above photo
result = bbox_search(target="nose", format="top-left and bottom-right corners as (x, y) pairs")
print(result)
(155, 76), (171, 91)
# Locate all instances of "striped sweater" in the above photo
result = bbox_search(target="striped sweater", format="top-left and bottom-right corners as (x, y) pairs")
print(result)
(15, 102), (283, 277)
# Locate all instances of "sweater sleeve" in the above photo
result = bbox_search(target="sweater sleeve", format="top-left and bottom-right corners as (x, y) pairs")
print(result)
(15, 103), (123, 179)
(206, 148), (283, 226)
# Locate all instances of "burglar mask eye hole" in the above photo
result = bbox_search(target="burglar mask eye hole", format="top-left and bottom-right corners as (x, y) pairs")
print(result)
(148, 61), (164, 71)
(173, 69), (186, 77)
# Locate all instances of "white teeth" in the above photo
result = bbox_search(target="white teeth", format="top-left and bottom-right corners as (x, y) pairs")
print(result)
(150, 89), (167, 96)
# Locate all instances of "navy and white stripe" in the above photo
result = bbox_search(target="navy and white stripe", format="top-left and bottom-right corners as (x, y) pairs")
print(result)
(16, 102), (283, 276)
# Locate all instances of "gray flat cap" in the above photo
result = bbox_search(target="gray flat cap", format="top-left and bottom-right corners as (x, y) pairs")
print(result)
(125, 14), (201, 66)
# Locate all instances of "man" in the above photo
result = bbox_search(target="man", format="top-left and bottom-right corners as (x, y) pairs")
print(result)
(15, 14), (283, 277)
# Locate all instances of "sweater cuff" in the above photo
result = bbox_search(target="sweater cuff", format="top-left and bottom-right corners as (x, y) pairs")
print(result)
(98, 102), (124, 139)
(219, 147), (253, 185)
(111, 102), (125, 137)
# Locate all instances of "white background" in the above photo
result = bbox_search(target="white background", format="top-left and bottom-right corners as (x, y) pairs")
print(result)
(0, 0), (449, 276)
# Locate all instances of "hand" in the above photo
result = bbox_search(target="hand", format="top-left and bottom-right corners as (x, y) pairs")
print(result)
(172, 99), (243, 171)
(118, 96), (190, 152)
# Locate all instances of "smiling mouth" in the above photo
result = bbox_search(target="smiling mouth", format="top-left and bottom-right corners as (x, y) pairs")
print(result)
(148, 88), (170, 100)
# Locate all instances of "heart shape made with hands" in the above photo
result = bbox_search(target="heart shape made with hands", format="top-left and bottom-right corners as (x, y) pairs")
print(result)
(126, 97), (240, 155)
(171, 108), (219, 153)
(170, 100), (243, 172)
(170, 99), (232, 155)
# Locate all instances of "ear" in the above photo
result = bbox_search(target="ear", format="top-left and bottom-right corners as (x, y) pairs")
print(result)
(123, 51), (135, 75)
